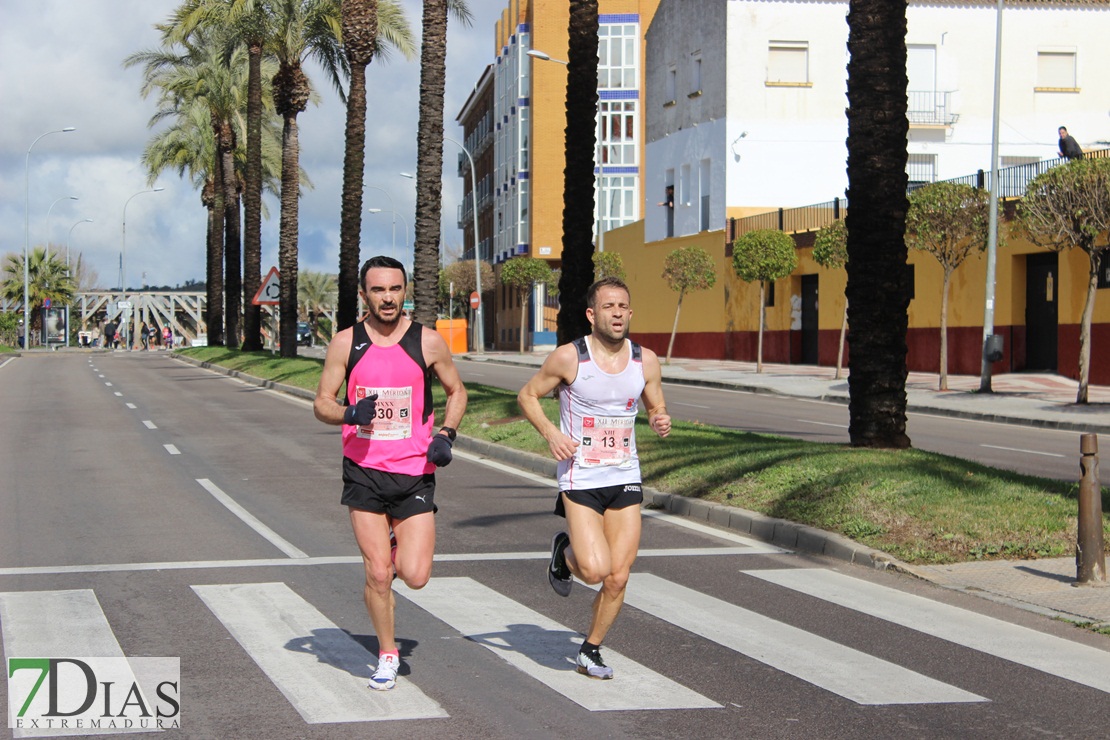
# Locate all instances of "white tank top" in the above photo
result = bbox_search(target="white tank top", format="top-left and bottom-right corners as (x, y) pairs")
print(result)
(557, 336), (645, 490)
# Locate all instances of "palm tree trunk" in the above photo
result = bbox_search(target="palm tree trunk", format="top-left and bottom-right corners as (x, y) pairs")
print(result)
(208, 153), (226, 347)
(242, 40), (264, 351)
(222, 136), (242, 349)
(338, 64), (369, 331)
(557, 0), (599, 346)
(845, 0), (910, 448)
(413, 0), (448, 326)
(278, 111), (301, 358)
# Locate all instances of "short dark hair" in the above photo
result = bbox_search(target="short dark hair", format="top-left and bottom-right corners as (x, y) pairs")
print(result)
(360, 255), (407, 290)
(587, 276), (630, 309)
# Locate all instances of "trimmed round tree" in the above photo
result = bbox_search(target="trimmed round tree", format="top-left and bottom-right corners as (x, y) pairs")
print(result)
(661, 247), (717, 364)
(732, 228), (797, 373)
(813, 219), (848, 378)
(501, 257), (554, 352)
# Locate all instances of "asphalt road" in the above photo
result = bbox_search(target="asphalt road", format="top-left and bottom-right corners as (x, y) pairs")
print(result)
(455, 358), (1082, 482)
(1, 352), (1108, 739)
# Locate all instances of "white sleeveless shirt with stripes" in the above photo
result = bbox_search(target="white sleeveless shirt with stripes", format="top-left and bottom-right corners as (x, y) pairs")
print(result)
(557, 336), (645, 491)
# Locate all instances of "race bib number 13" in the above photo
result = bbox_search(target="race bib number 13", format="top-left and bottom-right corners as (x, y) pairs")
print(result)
(578, 415), (634, 467)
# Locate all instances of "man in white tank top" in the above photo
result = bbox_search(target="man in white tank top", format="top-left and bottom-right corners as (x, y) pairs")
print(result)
(518, 277), (671, 680)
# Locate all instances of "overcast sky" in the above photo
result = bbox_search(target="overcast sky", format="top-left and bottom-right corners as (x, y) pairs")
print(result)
(0, 0), (506, 291)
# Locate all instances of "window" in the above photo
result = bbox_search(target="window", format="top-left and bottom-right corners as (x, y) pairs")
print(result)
(1037, 50), (1077, 90)
(699, 159), (711, 232)
(680, 164), (691, 207)
(907, 154), (937, 188)
(598, 23), (639, 90)
(665, 67), (676, 103)
(598, 100), (638, 167)
(767, 41), (809, 85)
(599, 174), (638, 235)
(690, 54), (702, 95)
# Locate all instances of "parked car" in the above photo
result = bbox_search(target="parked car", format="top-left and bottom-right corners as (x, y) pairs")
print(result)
(296, 322), (313, 347)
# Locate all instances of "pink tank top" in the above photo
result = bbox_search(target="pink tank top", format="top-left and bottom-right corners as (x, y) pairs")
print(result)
(341, 321), (435, 476)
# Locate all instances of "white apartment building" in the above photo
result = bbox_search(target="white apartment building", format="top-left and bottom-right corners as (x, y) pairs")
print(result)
(643, 0), (1110, 243)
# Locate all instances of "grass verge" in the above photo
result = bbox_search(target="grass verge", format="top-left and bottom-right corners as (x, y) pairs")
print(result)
(178, 347), (1109, 565)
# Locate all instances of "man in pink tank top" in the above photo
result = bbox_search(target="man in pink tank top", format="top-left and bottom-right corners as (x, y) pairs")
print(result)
(315, 256), (467, 691)
(518, 277), (671, 680)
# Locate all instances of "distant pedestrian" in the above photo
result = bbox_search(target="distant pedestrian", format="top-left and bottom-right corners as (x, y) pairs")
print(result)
(140, 322), (150, 351)
(104, 322), (116, 350)
(163, 325), (173, 350)
(1058, 126), (1083, 160)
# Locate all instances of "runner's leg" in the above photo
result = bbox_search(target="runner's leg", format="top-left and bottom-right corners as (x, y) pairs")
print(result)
(391, 511), (435, 589)
(561, 494), (610, 584)
(350, 508), (397, 652)
(585, 504), (641, 645)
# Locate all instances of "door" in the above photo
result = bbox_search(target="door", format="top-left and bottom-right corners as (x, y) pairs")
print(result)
(1025, 253), (1058, 371)
(800, 275), (819, 365)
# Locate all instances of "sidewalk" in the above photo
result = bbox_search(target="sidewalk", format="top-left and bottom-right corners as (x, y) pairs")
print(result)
(466, 351), (1110, 628)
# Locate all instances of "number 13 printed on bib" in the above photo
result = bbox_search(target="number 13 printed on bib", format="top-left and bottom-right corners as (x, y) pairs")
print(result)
(578, 415), (634, 467)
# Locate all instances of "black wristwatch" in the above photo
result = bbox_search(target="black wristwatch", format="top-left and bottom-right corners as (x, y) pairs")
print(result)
(439, 426), (457, 442)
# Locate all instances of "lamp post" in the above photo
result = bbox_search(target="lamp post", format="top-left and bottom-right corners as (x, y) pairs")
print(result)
(979, 0), (1005, 393)
(24, 127), (76, 349)
(365, 186), (397, 259)
(44, 195), (79, 265)
(65, 218), (93, 348)
(527, 49), (608, 251)
(122, 187), (164, 350)
(442, 136), (484, 354)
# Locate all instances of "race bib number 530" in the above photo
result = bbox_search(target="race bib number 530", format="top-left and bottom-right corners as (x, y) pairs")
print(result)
(355, 385), (413, 440)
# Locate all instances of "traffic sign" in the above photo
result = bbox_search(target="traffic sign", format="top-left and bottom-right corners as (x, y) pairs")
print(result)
(117, 300), (132, 310)
(469, 291), (480, 310)
(44, 298), (51, 308)
(252, 267), (281, 305)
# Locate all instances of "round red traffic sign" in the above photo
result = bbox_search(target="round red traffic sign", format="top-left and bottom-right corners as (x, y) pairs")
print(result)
(469, 291), (480, 310)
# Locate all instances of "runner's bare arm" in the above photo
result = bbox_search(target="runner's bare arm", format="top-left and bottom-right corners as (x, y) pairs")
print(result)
(640, 347), (671, 438)
(423, 327), (468, 431)
(314, 327), (355, 425)
(517, 344), (580, 461)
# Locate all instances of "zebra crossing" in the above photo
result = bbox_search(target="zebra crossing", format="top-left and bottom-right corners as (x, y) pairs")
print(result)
(4, 566), (1110, 733)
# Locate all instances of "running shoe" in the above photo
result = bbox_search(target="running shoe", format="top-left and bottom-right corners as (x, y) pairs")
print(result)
(369, 653), (400, 691)
(576, 647), (614, 680)
(548, 531), (572, 597)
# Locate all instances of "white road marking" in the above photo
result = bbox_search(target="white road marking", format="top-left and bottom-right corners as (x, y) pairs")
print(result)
(797, 419), (848, 429)
(114, 392), (123, 397)
(980, 444), (1064, 458)
(748, 568), (1110, 695)
(104, 382), (112, 387)
(673, 402), (711, 409)
(125, 403), (137, 409)
(163, 444), (180, 455)
(396, 577), (720, 711)
(143, 420), (158, 429)
(0, 547), (764, 577)
(192, 582), (446, 723)
(195, 479), (308, 559)
(617, 574), (985, 705)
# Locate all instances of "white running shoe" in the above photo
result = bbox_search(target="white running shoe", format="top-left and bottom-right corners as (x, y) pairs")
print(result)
(576, 647), (614, 680)
(369, 653), (400, 690)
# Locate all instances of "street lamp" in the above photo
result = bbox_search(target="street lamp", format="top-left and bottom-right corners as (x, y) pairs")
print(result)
(65, 218), (93, 348)
(44, 195), (79, 264)
(365, 186), (397, 259)
(24, 126), (76, 349)
(527, 49), (607, 251)
(122, 187), (164, 350)
(443, 136), (485, 354)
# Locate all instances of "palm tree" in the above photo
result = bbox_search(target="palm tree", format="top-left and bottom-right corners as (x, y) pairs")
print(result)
(298, 269), (337, 342)
(410, 0), (473, 327)
(556, 0), (599, 345)
(336, 0), (417, 331)
(126, 28), (248, 347)
(844, 0), (911, 448)
(1, 248), (76, 336)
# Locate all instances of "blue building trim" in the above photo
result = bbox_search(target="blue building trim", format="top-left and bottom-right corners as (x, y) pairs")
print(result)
(600, 14), (639, 23)
(599, 90), (639, 100)
(518, 97), (529, 107)
(596, 166), (639, 175)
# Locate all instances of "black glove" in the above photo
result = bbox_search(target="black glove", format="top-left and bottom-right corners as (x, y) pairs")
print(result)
(343, 393), (378, 426)
(426, 434), (453, 467)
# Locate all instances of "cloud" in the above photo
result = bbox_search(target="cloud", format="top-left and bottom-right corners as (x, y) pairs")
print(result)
(1, 0), (506, 292)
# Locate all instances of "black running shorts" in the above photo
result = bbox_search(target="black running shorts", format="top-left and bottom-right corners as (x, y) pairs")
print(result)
(555, 483), (643, 517)
(341, 457), (437, 519)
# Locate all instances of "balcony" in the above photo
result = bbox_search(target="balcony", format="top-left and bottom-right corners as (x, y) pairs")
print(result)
(907, 90), (959, 127)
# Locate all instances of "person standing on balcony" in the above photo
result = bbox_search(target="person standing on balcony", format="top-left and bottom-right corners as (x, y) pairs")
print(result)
(1058, 126), (1083, 160)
